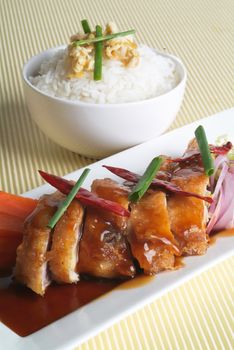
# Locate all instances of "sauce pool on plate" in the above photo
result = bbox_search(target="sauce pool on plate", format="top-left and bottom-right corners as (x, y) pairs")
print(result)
(0, 277), (120, 337)
(0, 274), (154, 337)
(208, 228), (234, 245)
(0, 229), (233, 337)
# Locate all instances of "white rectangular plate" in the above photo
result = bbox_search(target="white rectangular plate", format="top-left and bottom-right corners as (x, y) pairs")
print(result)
(1, 108), (234, 350)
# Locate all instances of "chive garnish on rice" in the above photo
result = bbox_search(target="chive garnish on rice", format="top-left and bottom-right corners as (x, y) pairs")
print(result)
(76, 21), (135, 81)
(94, 25), (103, 81)
(81, 19), (91, 34)
(72, 29), (135, 47)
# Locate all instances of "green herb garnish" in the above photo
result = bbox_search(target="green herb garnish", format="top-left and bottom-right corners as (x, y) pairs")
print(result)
(73, 29), (135, 47)
(129, 156), (163, 202)
(81, 19), (91, 34)
(47, 168), (90, 229)
(195, 125), (214, 176)
(94, 25), (103, 81)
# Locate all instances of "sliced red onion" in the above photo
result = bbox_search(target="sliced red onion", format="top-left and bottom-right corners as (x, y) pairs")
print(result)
(209, 161), (228, 215)
(208, 161), (234, 233)
(207, 187), (223, 234)
(209, 155), (227, 191)
(213, 197), (234, 231)
(212, 170), (234, 231)
(219, 171), (234, 216)
(229, 164), (234, 172)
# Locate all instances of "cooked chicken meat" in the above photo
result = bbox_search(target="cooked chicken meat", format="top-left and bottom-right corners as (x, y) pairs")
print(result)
(77, 179), (135, 279)
(168, 139), (209, 255)
(49, 199), (84, 284)
(14, 192), (64, 295)
(129, 190), (179, 274)
(14, 138), (212, 296)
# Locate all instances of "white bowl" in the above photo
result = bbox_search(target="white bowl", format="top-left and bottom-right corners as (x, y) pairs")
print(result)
(23, 46), (187, 158)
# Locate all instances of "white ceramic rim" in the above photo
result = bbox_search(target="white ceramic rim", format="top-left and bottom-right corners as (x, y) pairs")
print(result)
(1, 108), (234, 350)
(22, 45), (187, 109)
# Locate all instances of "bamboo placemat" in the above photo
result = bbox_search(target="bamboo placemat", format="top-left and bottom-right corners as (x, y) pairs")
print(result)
(0, 0), (233, 349)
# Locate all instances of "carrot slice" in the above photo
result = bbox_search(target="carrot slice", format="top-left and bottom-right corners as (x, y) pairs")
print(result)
(0, 192), (38, 273)
(0, 213), (24, 234)
(0, 191), (38, 218)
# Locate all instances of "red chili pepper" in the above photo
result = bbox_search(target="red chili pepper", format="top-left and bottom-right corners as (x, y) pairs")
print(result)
(103, 165), (213, 203)
(169, 150), (201, 163)
(209, 142), (233, 155)
(38, 170), (130, 217)
(169, 142), (233, 163)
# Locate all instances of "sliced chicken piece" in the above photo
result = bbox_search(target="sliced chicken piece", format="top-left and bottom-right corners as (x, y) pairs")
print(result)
(168, 139), (209, 255)
(49, 199), (84, 284)
(129, 190), (179, 275)
(156, 156), (175, 181)
(91, 178), (130, 230)
(77, 179), (135, 279)
(14, 192), (64, 295)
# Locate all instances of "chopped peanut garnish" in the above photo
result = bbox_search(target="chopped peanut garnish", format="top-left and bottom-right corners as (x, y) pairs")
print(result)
(105, 22), (118, 35)
(105, 37), (140, 67)
(67, 43), (94, 78)
(104, 22), (140, 67)
(67, 22), (139, 79)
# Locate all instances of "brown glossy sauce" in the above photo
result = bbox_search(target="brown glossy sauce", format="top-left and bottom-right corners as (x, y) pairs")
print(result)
(209, 228), (234, 245)
(0, 276), (120, 337)
(0, 273), (152, 337)
(1, 229), (233, 338)
(117, 274), (154, 289)
(174, 256), (185, 269)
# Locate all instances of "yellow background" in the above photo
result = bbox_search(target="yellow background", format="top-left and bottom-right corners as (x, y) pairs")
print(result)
(0, 0), (233, 348)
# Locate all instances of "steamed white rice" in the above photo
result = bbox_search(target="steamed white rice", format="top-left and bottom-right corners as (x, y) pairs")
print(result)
(30, 45), (179, 104)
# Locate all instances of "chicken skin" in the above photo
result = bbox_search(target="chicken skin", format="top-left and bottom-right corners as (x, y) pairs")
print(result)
(128, 190), (179, 274)
(168, 139), (209, 255)
(15, 192), (64, 295)
(77, 179), (135, 279)
(14, 138), (211, 296)
(49, 199), (84, 284)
